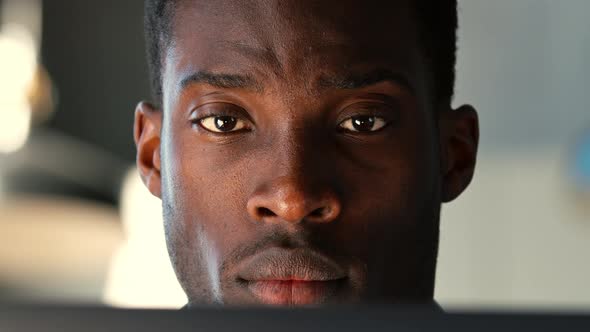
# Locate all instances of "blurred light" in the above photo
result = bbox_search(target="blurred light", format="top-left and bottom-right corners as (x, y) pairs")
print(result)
(103, 168), (186, 308)
(0, 25), (37, 154)
(573, 132), (590, 189)
(0, 102), (32, 154)
(0, 0), (43, 50)
(569, 129), (590, 215)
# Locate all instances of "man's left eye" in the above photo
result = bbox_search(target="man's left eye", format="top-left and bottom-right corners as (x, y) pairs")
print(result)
(339, 115), (388, 133)
(199, 115), (247, 133)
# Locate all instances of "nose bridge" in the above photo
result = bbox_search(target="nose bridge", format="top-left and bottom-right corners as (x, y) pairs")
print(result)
(247, 124), (341, 224)
(275, 123), (314, 179)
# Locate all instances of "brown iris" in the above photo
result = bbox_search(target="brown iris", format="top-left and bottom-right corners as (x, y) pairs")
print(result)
(214, 116), (238, 132)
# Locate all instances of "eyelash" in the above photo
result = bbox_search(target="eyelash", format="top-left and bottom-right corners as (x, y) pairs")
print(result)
(338, 115), (389, 133)
(336, 105), (394, 133)
(193, 115), (249, 133)
(189, 104), (253, 134)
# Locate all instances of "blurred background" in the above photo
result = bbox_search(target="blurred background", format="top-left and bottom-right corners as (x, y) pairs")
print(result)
(0, 0), (588, 310)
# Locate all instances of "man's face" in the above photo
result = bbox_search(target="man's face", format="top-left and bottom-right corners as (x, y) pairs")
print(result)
(135, 0), (478, 306)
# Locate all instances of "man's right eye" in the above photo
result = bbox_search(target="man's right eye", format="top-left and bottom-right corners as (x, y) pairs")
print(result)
(198, 115), (248, 133)
(339, 115), (388, 133)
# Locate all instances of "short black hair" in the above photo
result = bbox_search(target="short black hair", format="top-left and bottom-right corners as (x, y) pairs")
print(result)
(144, 0), (458, 107)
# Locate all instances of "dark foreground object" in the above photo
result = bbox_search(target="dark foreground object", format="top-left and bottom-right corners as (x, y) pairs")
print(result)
(1, 304), (589, 332)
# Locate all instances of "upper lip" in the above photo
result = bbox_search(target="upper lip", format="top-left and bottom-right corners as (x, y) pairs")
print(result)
(237, 247), (347, 282)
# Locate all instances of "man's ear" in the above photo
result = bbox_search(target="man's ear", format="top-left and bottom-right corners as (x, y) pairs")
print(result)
(134, 101), (163, 198)
(439, 104), (479, 203)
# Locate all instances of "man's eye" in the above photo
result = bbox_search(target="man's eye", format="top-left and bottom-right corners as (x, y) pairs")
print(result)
(199, 115), (247, 133)
(339, 115), (387, 133)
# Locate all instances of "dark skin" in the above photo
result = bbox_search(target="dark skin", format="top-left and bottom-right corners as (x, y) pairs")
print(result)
(134, 0), (478, 306)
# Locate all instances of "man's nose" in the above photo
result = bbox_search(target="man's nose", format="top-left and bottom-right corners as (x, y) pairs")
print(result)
(247, 176), (342, 224)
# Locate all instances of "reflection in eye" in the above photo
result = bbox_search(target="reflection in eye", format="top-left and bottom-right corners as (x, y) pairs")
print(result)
(199, 115), (247, 133)
(339, 115), (387, 133)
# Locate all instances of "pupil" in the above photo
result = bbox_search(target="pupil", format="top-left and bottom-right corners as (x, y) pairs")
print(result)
(215, 116), (237, 131)
(352, 116), (375, 131)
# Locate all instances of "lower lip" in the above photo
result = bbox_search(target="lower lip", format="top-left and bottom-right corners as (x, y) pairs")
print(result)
(247, 280), (343, 306)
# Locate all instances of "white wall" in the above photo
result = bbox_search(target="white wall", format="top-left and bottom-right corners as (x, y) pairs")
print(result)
(436, 0), (590, 309)
(436, 151), (590, 309)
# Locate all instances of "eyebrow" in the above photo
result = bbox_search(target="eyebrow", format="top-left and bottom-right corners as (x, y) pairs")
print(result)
(179, 68), (414, 95)
(318, 69), (415, 94)
(180, 71), (261, 91)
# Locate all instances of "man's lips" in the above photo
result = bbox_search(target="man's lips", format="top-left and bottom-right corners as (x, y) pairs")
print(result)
(237, 247), (347, 305)
(246, 280), (344, 306)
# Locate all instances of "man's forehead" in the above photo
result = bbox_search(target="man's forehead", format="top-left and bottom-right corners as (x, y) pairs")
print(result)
(173, 0), (413, 22)
(171, 0), (417, 50)
(164, 0), (424, 99)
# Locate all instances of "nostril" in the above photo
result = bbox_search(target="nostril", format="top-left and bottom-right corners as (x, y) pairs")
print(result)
(257, 207), (276, 218)
(310, 207), (327, 218)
